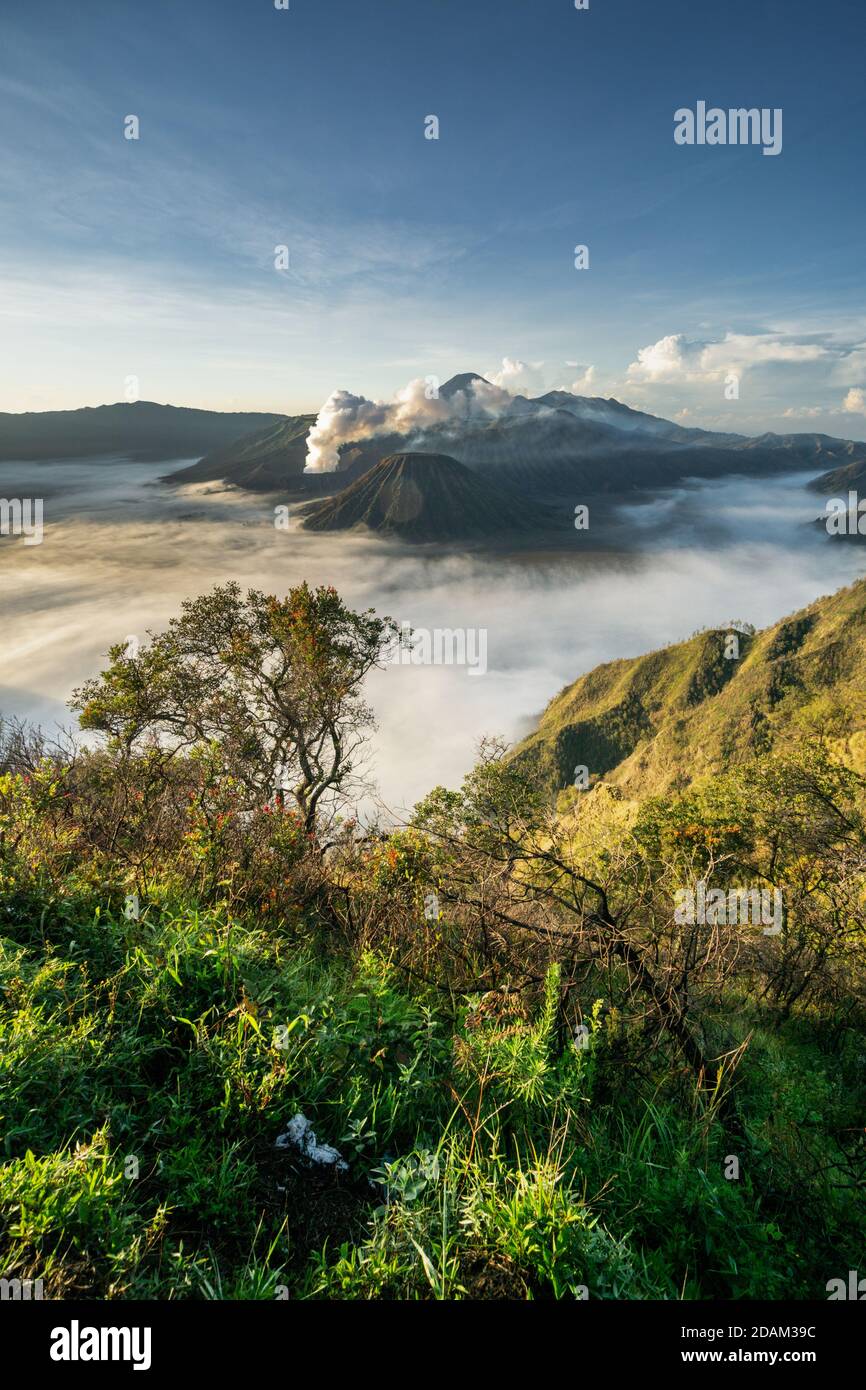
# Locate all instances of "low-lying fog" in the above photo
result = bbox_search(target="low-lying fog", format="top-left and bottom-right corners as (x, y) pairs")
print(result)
(1, 458), (862, 818)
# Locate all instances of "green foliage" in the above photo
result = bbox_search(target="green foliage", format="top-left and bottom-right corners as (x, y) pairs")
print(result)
(3, 582), (866, 1300)
(2, 863), (862, 1299)
(71, 581), (397, 836)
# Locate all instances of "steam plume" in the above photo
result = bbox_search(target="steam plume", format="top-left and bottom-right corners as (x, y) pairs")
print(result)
(304, 375), (514, 471)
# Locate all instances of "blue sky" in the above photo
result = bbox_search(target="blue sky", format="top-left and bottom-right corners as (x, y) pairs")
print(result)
(1, 0), (865, 435)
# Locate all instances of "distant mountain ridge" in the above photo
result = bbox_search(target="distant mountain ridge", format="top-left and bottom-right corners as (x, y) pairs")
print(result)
(162, 372), (866, 500)
(421, 376), (866, 498)
(0, 401), (285, 462)
(9, 380), (866, 528)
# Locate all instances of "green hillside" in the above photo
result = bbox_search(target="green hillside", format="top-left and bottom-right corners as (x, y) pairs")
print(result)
(512, 576), (866, 798)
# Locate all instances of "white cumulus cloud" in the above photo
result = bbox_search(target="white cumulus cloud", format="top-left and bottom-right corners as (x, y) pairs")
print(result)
(485, 356), (546, 395)
(628, 332), (828, 385)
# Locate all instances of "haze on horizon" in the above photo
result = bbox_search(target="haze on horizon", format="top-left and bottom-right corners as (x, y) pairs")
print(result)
(1, 0), (865, 440)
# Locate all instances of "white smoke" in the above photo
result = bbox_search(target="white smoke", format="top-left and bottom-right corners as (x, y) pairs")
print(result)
(304, 374), (516, 471)
(486, 357), (546, 394)
(568, 365), (597, 393)
(305, 390), (393, 472)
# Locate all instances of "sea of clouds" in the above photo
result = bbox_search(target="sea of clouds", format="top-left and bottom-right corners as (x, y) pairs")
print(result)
(0, 459), (862, 818)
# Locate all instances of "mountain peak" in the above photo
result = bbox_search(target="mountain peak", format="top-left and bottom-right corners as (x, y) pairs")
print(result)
(300, 450), (552, 543)
(439, 372), (491, 399)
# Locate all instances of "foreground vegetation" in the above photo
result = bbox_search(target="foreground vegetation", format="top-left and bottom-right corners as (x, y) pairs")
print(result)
(1, 582), (864, 1299)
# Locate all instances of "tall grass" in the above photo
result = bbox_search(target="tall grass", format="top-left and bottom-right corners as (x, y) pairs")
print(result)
(2, 889), (862, 1299)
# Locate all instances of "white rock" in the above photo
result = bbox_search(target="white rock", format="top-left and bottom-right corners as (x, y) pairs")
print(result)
(276, 1112), (348, 1171)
